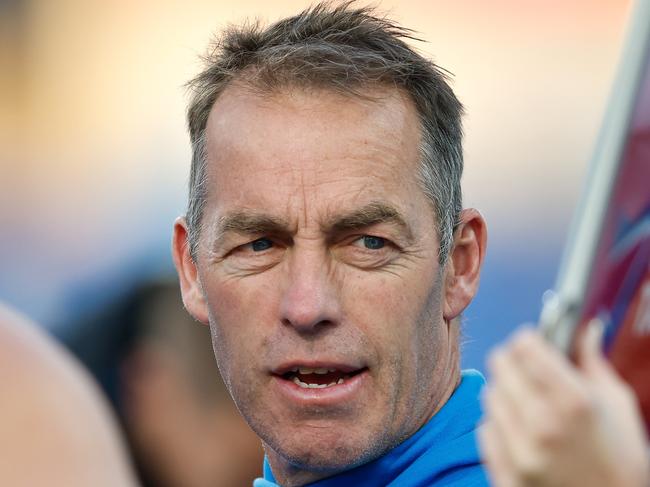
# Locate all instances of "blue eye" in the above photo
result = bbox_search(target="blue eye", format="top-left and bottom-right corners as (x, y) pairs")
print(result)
(251, 238), (273, 252)
(362, 236), (385, 250)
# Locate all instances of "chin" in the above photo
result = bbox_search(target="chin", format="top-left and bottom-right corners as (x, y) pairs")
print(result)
(270, 427), (392, 474)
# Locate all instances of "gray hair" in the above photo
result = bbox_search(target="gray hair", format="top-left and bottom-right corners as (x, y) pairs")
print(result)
(185, 1), (464, 263)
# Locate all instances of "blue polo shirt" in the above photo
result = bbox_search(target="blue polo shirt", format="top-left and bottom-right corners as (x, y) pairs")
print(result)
(254, 369), (488, 486)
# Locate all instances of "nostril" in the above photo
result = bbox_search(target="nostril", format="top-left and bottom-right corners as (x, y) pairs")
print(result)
(281, 316), (335, 332)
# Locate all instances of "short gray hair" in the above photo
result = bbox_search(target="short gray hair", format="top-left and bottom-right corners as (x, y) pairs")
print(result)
(185, 1), (464, 263)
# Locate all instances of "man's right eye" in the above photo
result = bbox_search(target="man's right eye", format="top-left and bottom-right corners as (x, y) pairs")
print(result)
(220, 236), (283, 273)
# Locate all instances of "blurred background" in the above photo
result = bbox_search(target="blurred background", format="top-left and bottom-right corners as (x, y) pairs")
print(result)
(0, 0), (636, 484)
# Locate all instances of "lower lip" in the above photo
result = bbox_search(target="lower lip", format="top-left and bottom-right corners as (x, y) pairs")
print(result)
(271, 370), (369, 406)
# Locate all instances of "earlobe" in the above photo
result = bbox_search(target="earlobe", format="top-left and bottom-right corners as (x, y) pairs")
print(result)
(443, 209), (487, 321)
(171, 217), (210, 324)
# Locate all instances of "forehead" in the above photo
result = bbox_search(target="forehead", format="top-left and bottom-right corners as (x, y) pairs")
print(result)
(203, 83), (425, 220)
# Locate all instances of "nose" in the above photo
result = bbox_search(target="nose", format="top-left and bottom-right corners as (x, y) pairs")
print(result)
(279, 247), (341, 334)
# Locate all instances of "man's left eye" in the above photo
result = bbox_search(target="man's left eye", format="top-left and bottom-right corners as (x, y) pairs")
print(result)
(357, 235), (386, 250)
(249, 238), (274, 252)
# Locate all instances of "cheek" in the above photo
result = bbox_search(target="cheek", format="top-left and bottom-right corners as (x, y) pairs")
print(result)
(341, 274), (419, 390)
(200, 273), (279, 377)
(345, 269), (445, 387)
(345, 270), (439, 343)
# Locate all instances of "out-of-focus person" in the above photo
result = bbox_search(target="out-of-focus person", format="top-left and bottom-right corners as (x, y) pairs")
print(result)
(64, 278), (264, 487)
(0, 302), (138, 486)
(480, 324), (650, 487)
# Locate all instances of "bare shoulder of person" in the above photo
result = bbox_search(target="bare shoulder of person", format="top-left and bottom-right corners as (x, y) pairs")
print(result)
(0, 303), (138, 487)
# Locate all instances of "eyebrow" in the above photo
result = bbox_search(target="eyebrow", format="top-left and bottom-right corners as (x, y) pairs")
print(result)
(212, 211), (290, 248)
(325, 202), (413, 242)
(212, 201), (413, 247)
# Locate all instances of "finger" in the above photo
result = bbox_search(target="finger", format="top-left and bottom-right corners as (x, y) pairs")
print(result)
(575, 318), (617, 382)
(483, 381), (545, 479)
(508, 328), (593, 416)
(488, 336), (561, 440)
(576, 318), (644, 423)
(491, 328), (575, 397)
(478, 421), (517, 487)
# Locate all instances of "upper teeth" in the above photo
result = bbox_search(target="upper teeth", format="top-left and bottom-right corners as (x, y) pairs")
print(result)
(293, 367), (336, 374)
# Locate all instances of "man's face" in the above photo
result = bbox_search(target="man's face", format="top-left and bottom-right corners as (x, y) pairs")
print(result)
(180, 84), (461, 482)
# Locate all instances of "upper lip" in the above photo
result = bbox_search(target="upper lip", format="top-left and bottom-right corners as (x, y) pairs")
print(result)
(271, 360), (366, 376)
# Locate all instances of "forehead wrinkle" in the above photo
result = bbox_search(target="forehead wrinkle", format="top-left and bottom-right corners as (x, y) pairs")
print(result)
(322, 201), (414, 242)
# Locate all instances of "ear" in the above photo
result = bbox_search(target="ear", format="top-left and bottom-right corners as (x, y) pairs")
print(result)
(443, 208), (487, 321)
(172, 217), (209, 325)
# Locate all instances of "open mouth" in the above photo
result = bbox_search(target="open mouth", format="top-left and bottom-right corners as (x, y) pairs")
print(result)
(281, 367), (367, 389)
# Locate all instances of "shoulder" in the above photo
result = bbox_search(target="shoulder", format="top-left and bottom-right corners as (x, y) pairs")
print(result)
(0, 303), (138, 486)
